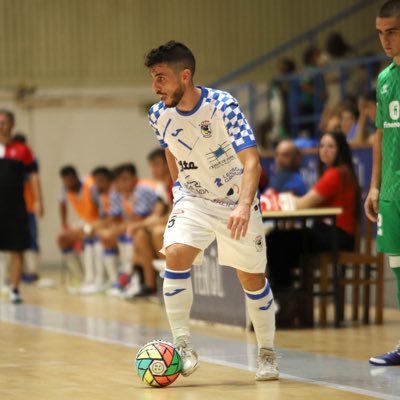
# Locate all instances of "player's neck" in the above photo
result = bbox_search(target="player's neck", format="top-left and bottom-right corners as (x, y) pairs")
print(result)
(176, 86), (202, 113)
(394, 55), (400, 66)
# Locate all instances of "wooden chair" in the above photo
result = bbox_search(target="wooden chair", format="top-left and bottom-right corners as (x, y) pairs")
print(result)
(317, 217), (385, 326)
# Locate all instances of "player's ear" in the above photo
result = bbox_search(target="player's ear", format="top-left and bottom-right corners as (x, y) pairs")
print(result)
(181, 68), (192, 83)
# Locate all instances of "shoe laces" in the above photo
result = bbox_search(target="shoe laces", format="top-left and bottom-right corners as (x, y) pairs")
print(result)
(175, 336), (194, 356)
(258, 350), (277, 367)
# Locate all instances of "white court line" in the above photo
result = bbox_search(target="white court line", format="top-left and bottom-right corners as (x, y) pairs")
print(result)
(0, 305), (398, 400)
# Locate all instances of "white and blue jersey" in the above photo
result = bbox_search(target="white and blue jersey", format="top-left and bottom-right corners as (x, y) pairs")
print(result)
(148, 86), (256, 206)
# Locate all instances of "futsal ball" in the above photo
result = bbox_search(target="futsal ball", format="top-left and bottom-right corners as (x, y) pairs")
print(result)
(135, 340), (182, 387)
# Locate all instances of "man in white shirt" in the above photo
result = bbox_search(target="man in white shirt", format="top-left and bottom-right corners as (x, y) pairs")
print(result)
(145, 41), (278, 381)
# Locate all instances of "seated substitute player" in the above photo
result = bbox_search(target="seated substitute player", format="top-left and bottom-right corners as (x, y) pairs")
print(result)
(0, 110), (43, 303)
(97, 163), (160, 291)
(57, 165), (100, 290)
(126, 148), (173, 298)
(145, 41), (278, 380)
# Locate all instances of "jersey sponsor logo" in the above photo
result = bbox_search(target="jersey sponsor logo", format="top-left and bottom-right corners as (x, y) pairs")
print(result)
(206, 141), (235, 169)
(383, 121), (400, 128)
(178, 160), (198, 171)
(200, 120), (212, 138)
(381, 84), (388, 95)
(226, 184), (239, 197)
(214, 178), (224, 187)
(222, 167), (244, 183)
(183, 179), (209, 195)
(171, 128), (183, 137)
(389, 100), (400, 120)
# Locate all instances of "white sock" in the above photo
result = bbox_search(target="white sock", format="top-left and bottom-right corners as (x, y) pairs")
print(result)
(163, 268), (193, 341)
(82, 240), (95, 284)
(63, 249), (82, 281)
(0, 252), (9, 287)
(24, 250), (39, 274)
(104, 249), (118, 283)
(117, 235), (133, 274)
(93, 240), (105, 286)
(244, 279), (275, 350)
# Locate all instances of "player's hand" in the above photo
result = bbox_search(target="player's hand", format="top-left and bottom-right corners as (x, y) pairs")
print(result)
(227, 204), (250, 240)
(364, 188), (379, 222)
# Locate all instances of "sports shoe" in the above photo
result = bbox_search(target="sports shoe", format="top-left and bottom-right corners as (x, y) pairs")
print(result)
(79, 283), (106, 295)
(10, 288), (23, 305)
(255, 348), (279, 381)
(175, 336), (199, 377)
(369, 342), (400, 366)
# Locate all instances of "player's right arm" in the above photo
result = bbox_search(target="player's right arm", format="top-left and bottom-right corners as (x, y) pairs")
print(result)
(364, 128), (382, 222)
(165, 148), (178, 182)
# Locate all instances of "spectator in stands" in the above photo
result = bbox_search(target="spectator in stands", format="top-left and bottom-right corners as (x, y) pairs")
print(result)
(353, 91), (377, 145)
(57, 165), (100, 292)
(13, 133), (43, 283)
(299, 47), (327, 137)
(0, 110), (43, 304)
(255, 58), (297, 149)
(125, 149), (173, 298)
(320, 32), (355, 132)
(266, 131), (358, 292)
(339, 99), (360, 142)
(268, 139), (308, 196)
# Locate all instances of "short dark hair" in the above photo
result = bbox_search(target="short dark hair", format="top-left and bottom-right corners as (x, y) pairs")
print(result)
(12, 132), (27, 144)
(378, 0), (400, 17)
(113, 163), (137, 178)
(147, 148), (167, 162)
(0, 109), (15, 124)
(60, 165), (78, 178)
(92, 166), (113, 180)
(144, 41), (196, 76)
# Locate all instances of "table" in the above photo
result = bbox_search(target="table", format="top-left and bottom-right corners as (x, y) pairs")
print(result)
(262, 207), (343, 327)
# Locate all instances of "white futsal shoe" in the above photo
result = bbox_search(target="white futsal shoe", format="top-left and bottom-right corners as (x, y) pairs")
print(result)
(255, 348), (279, 381)
(175, 336), (199, 377)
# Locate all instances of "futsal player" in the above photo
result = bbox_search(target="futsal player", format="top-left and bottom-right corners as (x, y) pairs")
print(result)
(57, 165), (100, 291)
(145, 41), (278, 380)
(365, 0), (400, 366)
(0, 110), (43, 303)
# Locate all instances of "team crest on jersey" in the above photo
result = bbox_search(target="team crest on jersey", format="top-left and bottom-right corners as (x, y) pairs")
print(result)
(254, 235), (263, 252)
(200, 120), (212, 138)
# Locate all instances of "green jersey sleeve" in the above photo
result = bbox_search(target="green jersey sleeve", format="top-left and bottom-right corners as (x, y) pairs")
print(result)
(376, 81), (383, 129)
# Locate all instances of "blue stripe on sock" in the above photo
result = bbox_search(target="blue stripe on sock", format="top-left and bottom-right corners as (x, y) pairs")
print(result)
(259, 299), (274, 311)
(104, 248), (118, 256)
(84, 238), (94, 246)
(245, 282), (270, 300)
(164, 270), (191, 280)
(118, 234), (132, 244)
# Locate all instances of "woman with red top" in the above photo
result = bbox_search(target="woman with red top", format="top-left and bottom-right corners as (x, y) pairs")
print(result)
(266, 131), (358, 293)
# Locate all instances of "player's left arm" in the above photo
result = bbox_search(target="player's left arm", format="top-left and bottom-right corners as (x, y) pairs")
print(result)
(30, 172), (44, 217)
(228, 146), (261, 240)
(22, 147), (44, 217)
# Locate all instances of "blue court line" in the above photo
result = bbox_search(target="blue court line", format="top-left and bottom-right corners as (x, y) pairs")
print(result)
(0, 301), (399, 399)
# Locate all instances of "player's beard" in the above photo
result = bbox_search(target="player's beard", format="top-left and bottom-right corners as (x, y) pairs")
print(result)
(164, 84), (185, 108)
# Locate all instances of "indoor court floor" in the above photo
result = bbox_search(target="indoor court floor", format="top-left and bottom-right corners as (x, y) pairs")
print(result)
(0, 278), (399, 400)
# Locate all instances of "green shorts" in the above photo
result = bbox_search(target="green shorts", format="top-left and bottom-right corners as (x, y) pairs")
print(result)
(377, 199), (400, 254)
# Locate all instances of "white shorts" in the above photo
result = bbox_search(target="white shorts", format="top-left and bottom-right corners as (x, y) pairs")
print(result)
(162, 196), (267, 273)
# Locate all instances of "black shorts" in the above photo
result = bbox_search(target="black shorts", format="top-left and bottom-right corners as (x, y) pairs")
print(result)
(0, 159), (30, 251)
